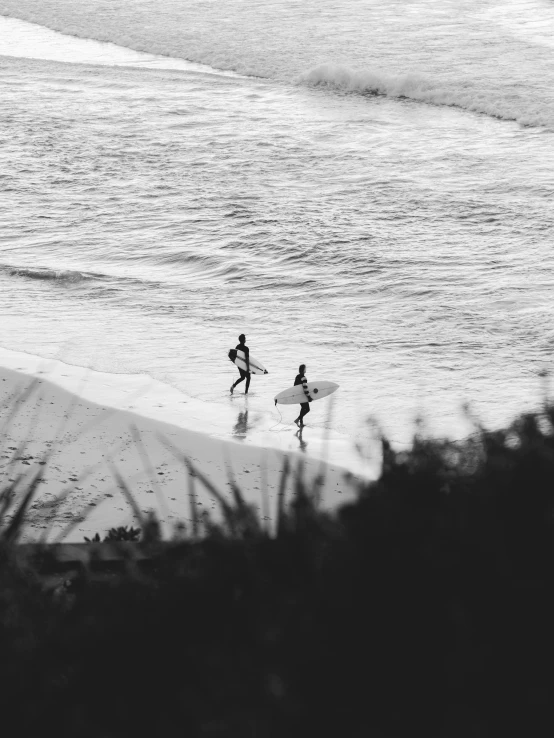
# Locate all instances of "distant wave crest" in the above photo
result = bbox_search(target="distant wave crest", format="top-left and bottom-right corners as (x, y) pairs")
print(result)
(1, 265), (99, 283)
(299, 64), (554, 129)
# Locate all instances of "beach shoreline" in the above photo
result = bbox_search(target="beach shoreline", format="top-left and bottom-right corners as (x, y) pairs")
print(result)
(0, 347), (361, 542)
(0, 344), (374, 468)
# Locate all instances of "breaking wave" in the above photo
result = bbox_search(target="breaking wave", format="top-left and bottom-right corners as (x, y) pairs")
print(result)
(2, 0), (554, 131)
(299, 65), (554, 130)
(1, 1), (554, 130)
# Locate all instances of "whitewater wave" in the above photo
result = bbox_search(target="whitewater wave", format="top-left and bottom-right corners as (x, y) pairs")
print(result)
(2, 0), (554, 133)
(299, 64), (554, 129)
(2, 8), (553, 129)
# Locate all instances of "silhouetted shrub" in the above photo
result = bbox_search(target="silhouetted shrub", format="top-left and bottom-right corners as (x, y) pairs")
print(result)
(85, 526), (141, 543)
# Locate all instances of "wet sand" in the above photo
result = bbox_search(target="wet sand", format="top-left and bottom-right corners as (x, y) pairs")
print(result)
(0, 351), (360, 542)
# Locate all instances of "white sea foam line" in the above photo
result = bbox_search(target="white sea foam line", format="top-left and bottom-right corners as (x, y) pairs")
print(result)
(0, 15), (240, 76)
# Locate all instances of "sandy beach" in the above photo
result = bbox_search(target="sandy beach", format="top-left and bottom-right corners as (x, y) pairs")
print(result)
(0, 348), (360, 542)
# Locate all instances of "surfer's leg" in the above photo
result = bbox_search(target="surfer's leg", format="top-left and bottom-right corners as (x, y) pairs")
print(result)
(299, 403), (310, 426)
(245, 372), (251, 394)
(232, 369), (247, 393)
(234, 370), (246, 386)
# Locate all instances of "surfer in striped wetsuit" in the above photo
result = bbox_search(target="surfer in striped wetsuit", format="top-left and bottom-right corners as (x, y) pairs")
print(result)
(230, 334), (251, 395)
(294, 364), (313, 428)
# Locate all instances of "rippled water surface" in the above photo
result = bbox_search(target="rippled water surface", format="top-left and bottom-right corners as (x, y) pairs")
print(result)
(1, 2), (553, 463)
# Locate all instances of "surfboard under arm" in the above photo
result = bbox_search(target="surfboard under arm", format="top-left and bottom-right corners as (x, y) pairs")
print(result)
(228, 349), (268, 375)
(274, 381), (339, 405)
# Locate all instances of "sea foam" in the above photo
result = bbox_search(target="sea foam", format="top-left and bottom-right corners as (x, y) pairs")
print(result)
(299, 64), (554, 130)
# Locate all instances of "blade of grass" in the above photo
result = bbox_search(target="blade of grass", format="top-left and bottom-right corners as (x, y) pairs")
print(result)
(184, 457), (236, 536)
(37, 377), (154, 473)
(157, 434), (236, 533)
(260, 449), (270, 533)
(4, 429), (124, 544)
(51, 469), (148, 544)
(313, 393), (335, 504)
(16, 389), (47, 453)
(187, 465), (199, 540)
(129, 424), (171, 521)
(220, 446), (247, 510)
(1, 469), (45, 544)
(0, 377), (42, 437)
(52, 492), (109, 544)
(276, 455), (290, 538)
(108, 462), (147, 529)
(0, 473), (26, 524)
(36, 437), (131, 544)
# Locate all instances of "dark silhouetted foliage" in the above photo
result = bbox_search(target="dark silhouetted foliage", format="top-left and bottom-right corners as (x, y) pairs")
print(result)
(85, 526), (142, 543)
(2, 407), (554, 736)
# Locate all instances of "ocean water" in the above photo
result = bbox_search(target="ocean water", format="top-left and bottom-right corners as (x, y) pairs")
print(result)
(1, 1), (553, 469)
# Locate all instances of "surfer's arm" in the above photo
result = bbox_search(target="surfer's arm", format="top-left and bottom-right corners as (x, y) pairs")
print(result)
(301, 376), (313, 402)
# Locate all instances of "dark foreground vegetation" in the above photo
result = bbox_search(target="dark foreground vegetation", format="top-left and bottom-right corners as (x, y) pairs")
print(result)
(3, 407), (554, 737)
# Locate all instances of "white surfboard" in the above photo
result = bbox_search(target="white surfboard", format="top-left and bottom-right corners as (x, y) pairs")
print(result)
(274, 380), (339, 405)
(228, 348), (268, 375)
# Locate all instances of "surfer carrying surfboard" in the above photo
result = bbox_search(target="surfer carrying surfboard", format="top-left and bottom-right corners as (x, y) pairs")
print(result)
(230, 334), (251, 395)
(294, 364), (313, 427)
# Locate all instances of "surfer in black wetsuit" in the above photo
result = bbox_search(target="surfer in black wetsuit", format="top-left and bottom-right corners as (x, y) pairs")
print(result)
(294, 364), (313, 428)
(230, 334), (251, 395)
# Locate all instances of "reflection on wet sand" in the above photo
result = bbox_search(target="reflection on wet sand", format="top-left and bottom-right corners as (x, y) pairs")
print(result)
(295, 428), (308, 453)
(233, 409), (249, 439)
